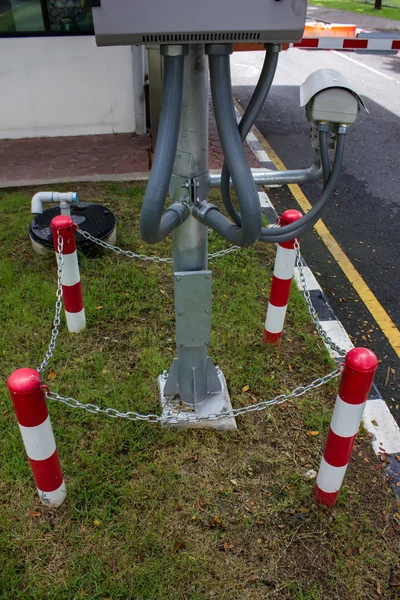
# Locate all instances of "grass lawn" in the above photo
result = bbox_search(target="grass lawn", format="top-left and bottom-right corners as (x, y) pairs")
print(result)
(0, 182), (399, 599)
(310, 0), (400, 20)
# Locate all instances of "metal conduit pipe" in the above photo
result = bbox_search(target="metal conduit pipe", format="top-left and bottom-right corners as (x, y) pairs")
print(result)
(221, 45), (280, 225)
(139, 47), (188, 245)
(209, 156), (322, 188)
(197, 46), (262, 247)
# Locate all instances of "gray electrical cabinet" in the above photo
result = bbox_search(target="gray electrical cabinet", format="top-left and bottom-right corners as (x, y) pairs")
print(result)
(92, 0), (308, 46)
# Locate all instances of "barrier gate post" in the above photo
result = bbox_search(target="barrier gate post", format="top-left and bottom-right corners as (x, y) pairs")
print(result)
(158, 45), (236, 430)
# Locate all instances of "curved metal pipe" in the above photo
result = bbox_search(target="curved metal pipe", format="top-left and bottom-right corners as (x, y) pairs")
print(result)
(139, 51), (188, 245)
(209, 152), (322, 188)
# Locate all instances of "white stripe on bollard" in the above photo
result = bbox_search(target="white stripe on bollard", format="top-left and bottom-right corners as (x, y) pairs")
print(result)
(56, 251), (81, 287)
(329, 396), (366, 438)
(65, 308), (86, 333)
(316, 458), (347, 494)
(273, 246), (297, 280)
(264, 304), (287, 334)
(37, 481), (67, 507)
(18, 416), (57, 461)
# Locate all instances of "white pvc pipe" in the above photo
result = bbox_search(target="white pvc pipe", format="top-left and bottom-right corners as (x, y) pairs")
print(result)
(31, 191), (78, 215)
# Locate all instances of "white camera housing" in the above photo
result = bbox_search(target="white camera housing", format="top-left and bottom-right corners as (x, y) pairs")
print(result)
(300, 69), (365, 126)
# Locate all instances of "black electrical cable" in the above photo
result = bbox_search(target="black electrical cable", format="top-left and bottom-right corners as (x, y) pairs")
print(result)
(320, 130), (332, 186)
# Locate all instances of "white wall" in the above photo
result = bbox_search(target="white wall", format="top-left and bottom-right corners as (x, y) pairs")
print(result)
(0, 36), (136, 139)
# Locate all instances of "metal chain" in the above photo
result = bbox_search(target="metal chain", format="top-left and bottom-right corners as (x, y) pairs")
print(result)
(37, 231), (345, 422)
(294, 241), (346, 357)
(76, 227), (241, 263)
(44, 367), (340, 424)
(37, 234), (64, 373)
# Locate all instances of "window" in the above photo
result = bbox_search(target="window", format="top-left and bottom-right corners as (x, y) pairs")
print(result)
(0, 0), (94, 35)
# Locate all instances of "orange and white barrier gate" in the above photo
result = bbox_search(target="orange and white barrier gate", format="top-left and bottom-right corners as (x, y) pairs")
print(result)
(7, 368), (66, 507)
(51, 215), (86, 333)
(263, 209), (302, 345)
(315, 347), (378, 507)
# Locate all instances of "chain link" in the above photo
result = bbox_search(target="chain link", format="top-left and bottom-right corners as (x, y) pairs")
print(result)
(37, 234), (64, 373)
(76, 227), (241, 263)
(294, 241), (346, 357)
(44, 367), (340, 424)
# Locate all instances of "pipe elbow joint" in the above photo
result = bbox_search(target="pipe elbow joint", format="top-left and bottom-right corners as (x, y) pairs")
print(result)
(165, 202), (189, 224)
(192, 201), (220, 225)
(31, 193), (44, 214)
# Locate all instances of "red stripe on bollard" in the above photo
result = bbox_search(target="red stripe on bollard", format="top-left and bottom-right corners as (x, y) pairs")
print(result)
(314, 348), (378, 507)
(263, 330), (282, 345)
(314, 487), (338, 508)
(7, 368), (67, 507)
(62, 282), (84, 313)
(269, 276), (293, 307)
(28, 450), (64, 493)
(323, 429), (357, 468)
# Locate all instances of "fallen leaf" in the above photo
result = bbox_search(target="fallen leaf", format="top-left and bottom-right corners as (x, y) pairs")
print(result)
(30, 511), (41, 517)
(93, 519), (100, 526)
(242, 385), (249, 393)
(214, 516), (222, 524)
(230, 479), (238, 487)
(306, 431), (320, 437)
(167, 347), (173, 352)
(396, 482), (400, 488)
(96, 306), (103, 310)
(396, 456), (400, 462)
(173, 538), (184, 553)
(47, 369), (57, 381)
(377, 581), (382, 595)
(371, 419), (378, 427)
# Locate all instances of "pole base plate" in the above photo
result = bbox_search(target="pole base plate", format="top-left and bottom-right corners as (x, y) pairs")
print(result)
(158, 368), (237, 431)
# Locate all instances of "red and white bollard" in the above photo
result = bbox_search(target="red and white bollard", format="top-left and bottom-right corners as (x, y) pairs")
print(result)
(7, 368), (66, 507)
(263, 209), (302, 345)
(314, 347), (378, 507)
(51, 215), (86, 333)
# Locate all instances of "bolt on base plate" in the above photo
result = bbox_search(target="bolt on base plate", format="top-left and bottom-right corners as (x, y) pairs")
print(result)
(158, 368), (237, 430)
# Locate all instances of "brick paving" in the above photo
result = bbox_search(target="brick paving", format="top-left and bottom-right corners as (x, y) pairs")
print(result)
(0, 133), (151, 186)
(0, 106), (259, 187)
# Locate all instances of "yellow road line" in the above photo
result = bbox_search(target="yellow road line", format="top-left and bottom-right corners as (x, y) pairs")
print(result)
(239, 106), (400, 358)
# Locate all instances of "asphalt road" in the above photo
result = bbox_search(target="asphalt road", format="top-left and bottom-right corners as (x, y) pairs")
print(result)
(231, 48), (400, 422)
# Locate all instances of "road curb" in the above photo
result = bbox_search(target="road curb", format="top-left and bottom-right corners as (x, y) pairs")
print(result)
(233, 103), (400, 497)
